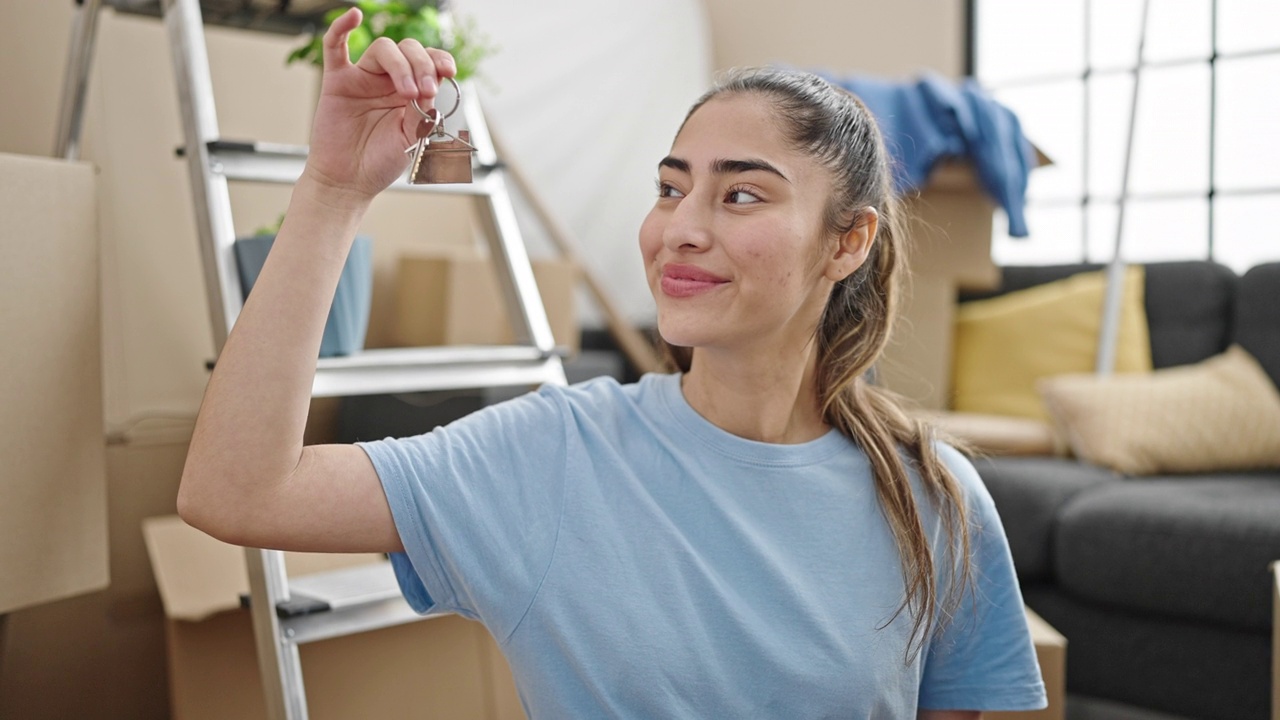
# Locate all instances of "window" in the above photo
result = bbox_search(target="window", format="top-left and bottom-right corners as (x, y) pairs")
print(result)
(972, 0), (1280, 272)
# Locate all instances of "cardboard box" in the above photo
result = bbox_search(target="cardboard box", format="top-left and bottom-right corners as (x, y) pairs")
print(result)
(142, 515), (523, 720)
(989, 606), (1067, 720)
(1272, 562), (1278, 720)
(394, 249), (578, 353)
(880, 154), (1049, 410)
(0, 153), (109, 614)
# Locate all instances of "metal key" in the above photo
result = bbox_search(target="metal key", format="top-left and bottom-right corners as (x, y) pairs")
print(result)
(406, 107), (441, 179)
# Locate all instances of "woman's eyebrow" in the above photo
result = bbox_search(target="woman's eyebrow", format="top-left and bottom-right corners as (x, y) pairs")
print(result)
(658, 156), (690, 173)
(657, 155), (790, 184)
(712, 158), (790, 183)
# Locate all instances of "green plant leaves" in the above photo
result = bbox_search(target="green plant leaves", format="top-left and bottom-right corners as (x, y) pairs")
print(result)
(287, 1), (492, 80)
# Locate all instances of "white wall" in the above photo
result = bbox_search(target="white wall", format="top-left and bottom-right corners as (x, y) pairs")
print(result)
(704, 0), (966, 78)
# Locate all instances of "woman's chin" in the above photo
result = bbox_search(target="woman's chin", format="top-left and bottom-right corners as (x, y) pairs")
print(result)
(654, 320), (706, 350)
(656, 306), (745, 350)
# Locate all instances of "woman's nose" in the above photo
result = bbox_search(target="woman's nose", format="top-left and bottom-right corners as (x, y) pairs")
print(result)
(663, 193), (712, 252)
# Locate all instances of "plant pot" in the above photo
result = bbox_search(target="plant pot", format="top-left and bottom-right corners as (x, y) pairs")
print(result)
(233, 234), (373, 357)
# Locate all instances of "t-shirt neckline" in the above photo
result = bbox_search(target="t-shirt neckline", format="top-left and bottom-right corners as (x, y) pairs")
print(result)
(650, 372), (849, 467)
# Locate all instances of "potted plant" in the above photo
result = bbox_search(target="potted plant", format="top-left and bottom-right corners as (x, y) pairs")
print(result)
(287, 0), (492, 81)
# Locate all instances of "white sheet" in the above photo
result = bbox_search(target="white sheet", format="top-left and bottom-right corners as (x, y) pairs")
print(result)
(456, 0), (713, 326)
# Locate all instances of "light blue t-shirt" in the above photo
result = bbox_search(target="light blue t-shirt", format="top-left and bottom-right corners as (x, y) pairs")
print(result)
(360, 373), (1047, 718)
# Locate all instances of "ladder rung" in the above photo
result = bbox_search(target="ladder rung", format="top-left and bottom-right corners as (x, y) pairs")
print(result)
(284, 596), (445, 645)
(286, 561), (403, 613)
(279, 560), (438, 645)
(106, 0), (338, 36)
(200, 141), (499, 195)
(312, 345), (563, 397)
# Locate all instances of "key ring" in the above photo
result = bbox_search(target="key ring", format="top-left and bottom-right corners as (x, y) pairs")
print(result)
(411, 76), (462, 122)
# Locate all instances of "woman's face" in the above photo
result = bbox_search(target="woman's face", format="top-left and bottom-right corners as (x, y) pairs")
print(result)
(639, 93), (851, 357)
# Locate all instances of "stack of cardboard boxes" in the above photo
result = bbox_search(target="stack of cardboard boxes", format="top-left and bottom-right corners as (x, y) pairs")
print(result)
(0, 154), (109, 624)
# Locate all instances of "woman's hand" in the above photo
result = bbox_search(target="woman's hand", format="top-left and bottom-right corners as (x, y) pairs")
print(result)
(301, 7), (457, 206)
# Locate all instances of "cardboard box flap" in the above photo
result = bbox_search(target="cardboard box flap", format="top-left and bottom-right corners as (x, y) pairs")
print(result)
(922, 144), (1052, 193)
(143, 515), (249, 621)
(143, 515), (389, 621)
(1024, 606), (1066, 649)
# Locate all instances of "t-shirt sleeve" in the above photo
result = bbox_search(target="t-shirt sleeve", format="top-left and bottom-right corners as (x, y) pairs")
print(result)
(356, 385), (569, 641)
(917, 444), (1048, 712)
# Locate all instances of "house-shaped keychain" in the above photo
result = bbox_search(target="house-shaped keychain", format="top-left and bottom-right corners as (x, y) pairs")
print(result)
(411, 129), (475, 184)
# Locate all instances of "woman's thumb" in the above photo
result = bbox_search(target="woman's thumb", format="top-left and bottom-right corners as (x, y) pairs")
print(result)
(322, 8), (362, 71)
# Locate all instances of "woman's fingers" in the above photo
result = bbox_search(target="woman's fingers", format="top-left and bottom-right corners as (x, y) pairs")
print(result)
(356, 36), (418, 98)
(398, 39), (441, 98)
(322, 8), (362, 72)
(425, 47), (458, 82)
(323, 9), (458, 100)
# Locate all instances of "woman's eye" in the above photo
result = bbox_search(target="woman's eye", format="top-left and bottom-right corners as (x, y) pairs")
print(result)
(726, 189), (761, 204)
(656, 181), (685, 199)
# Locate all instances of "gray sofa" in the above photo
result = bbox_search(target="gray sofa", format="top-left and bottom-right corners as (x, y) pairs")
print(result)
(960, 261), (1280, 720)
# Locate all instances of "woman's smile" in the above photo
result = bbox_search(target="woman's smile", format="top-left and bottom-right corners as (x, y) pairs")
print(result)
(660, 263), (730, 297)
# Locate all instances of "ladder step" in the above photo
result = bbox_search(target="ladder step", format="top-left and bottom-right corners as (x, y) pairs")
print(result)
(107, 1), (336, 37)
(280, 562), (441, 645)
(312, 345), (564, 397)
(197, 140), (499, 195)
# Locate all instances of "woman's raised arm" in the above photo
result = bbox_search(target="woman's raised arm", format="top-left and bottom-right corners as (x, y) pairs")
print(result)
(177, 8), (454, 553)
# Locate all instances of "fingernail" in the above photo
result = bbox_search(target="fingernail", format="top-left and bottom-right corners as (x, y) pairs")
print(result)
(420, 75), (437, 95)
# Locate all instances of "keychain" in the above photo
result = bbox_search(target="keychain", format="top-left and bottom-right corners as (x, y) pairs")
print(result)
(404, 77), (476, 184)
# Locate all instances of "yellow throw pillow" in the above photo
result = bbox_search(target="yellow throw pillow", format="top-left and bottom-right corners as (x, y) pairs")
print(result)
(1038, 345), (1280, 475)
(951, 267), (1152, 421)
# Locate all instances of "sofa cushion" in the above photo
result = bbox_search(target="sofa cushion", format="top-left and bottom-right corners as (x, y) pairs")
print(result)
(1053, 475), (1280, 630)
(952, 267), (1152, 421)
(1023, 586), (1272, 720)
(1038, 345), (1280, 475)
(961, 261), (1237, 371)
(973, 457), (1116, 582)
(1233, 262), (1280, 388)
(1142, 261), (1237, 369)
(924, 411), (1060, 457)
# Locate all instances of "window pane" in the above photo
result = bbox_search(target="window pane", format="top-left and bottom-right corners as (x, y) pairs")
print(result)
(1213, 195), (1280, 273)
(993, 204), (1085, 265)
(976, 0), (1084, 84)
(1088, 65), (1210, 198)
(1090, 0), (1211, 70)
(1086, 198), (1209, 262)
(1215, 56), (1280, 191)
(1218, 0), (1280, 54)
(995, 81), (1083, 200)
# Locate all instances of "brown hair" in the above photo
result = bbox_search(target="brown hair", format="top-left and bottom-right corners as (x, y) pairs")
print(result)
(663, 67), (973, 662)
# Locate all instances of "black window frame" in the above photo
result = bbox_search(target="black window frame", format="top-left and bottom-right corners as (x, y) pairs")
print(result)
(967, 0), (1280, 265)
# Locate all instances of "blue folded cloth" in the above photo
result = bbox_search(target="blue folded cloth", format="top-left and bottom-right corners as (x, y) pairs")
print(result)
(819, 72), (1037, 237)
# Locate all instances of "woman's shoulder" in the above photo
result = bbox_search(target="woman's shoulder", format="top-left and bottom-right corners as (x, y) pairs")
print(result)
(932, 440), (980, 484)
(928, 439), (1000, 518)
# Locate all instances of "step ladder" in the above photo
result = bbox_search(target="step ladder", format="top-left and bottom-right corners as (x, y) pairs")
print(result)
(56, 1), (567, 717)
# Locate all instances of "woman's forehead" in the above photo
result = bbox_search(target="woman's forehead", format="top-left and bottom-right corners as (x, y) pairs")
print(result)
(671, 94), (798, 165)
(670, 94), (819, 183)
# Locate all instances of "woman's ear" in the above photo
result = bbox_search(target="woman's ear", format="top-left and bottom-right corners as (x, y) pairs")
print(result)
(824, 206), (878, 282)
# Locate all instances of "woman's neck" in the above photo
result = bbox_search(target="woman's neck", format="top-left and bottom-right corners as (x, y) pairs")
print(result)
(680, 341), (829, 444)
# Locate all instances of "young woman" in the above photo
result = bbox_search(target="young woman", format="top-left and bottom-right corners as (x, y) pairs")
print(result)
(179, 8), (1046, 718)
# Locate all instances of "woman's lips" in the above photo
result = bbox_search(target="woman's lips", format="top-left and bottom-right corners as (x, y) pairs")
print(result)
(660, 264), (729, 298)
